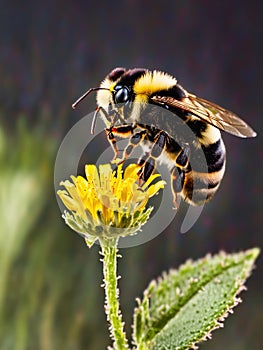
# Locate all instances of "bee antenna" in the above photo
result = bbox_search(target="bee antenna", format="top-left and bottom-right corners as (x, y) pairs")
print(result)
(91, 107), (101, 134)
(71, 87), (109, 109)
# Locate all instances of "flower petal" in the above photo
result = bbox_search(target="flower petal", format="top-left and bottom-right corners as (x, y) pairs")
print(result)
(99, 164), (113, 192)
(85, 164), (100, 188)
(146, 180), (166, 197)
(123, 164), (140, 180)
(57, 189), (86, 218)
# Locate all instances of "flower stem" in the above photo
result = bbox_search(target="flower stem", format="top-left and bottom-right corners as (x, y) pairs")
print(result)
(100, 238), (129, 350)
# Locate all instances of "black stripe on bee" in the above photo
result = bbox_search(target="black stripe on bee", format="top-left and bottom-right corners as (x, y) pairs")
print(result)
(108, 67), (127, 81)
(190, 174), (220, 190)
(187, 119), (208, 138)
(202, 139), (225, 173)
(112, 68), (146, 88)
(150, 84), (186, 100)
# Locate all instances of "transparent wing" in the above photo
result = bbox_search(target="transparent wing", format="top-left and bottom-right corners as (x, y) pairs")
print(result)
(151, 94), (257, 138)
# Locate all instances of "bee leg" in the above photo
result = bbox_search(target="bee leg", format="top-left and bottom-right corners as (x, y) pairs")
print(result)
(105, 124), (136, 161)
(137, 152), (150, 167)
(176, 143), (190, 168)
(107, 103), (126, 124)
(171, 167), (185, 209)
(138, 131), (167, 181)
(138, 157), (157, 185)
(171, 145), (191, 208)
(118, 130), (147, 164)
(105, 129), (119, 160)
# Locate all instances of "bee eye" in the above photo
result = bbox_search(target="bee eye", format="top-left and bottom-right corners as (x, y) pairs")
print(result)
(114, 86), (130, 104)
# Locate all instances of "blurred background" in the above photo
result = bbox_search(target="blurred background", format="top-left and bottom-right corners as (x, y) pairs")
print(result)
(0, 0), (262, 349)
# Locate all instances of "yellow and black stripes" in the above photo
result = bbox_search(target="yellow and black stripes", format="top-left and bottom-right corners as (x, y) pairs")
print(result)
(178, 118), (226, 205)
(182, 138), (226, 205)
(98, 67), (227, 206)
(71, 67), (256, 206)
(90, 67), (256, 207)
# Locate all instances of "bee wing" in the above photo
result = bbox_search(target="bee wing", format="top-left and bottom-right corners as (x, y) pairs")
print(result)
(151, 94), (257, 138)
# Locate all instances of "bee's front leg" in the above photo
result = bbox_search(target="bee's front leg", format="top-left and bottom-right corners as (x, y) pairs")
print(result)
(105, 124), (137, 162)
(106, 128), (119, 160)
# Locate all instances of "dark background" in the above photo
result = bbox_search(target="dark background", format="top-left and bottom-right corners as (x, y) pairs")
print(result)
(0, 1), (262, 349)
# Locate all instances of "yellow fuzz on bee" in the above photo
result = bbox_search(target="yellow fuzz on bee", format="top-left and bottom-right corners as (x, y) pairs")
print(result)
(133, 70), (177, 96)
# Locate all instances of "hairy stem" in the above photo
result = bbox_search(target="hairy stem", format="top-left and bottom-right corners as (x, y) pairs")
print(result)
(100, 238), (129, 350)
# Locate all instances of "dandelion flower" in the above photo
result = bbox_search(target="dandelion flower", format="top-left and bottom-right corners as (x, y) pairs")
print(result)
(57, 163), (165, 246)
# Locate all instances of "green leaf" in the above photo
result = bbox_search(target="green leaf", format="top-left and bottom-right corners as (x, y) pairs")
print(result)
(133, 248), (260, 350)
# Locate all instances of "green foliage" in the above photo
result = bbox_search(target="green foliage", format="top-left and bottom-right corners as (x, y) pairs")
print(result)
(0, 119), (55, 321)
(133, 248), (259, 350)
(0, 119), (109, 350)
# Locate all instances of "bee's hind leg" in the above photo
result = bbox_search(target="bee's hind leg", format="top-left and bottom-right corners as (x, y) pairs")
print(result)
(170, 166), (185, 209)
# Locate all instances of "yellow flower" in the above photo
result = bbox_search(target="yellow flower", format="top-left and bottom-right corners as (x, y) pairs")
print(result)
(57, 163), (165, 246)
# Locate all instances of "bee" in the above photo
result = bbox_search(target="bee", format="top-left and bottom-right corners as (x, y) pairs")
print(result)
(72, 68), (257, 207)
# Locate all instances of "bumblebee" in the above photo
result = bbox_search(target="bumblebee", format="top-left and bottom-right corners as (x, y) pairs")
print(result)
(72, 68), (257, 207)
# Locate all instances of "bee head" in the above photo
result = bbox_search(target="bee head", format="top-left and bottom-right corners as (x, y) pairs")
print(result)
(71, 67), (149, 128)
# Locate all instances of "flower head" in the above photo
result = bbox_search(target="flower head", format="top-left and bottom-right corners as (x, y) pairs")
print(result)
(57, 163), (165, 246)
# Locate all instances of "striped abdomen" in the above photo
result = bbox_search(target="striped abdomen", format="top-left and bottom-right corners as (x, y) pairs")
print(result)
(182, 120), (226, 205)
